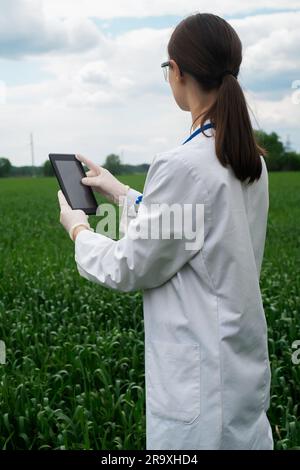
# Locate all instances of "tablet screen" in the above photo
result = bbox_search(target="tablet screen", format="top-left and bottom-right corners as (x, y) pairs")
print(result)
(49, 154), (98, 214)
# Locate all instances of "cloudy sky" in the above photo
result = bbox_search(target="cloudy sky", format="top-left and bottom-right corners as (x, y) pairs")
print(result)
(0, 0), (299, 167)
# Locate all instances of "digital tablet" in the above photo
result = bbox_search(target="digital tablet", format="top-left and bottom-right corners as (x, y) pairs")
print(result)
(49, 154), (98, 215)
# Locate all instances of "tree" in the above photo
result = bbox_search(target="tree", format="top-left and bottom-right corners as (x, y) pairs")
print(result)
(43, 160), (54, 176)
(0, 157), (12, 177)
(281, 152), (300, 171)
(103, 154), (122, 175)
(254, 130), (285, 171)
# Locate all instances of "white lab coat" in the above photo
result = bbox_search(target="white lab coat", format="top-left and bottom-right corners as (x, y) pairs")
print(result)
(74, 120), (274, 450)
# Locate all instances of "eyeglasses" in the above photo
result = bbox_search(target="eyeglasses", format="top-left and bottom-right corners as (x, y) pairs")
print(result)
(161, 60), (183, 82)
(161, 61), (171, 82)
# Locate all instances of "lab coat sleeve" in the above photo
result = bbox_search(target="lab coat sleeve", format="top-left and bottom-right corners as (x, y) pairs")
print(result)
(119, 188), (142, 238)
(74, 154), (205, 292)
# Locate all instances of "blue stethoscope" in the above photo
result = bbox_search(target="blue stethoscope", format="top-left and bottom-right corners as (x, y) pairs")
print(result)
(135, 122), (214, 205)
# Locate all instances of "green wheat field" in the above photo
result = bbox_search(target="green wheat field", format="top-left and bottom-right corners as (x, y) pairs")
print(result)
(0, 172), (299, 450)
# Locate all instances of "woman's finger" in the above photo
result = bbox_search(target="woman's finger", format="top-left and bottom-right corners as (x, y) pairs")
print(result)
(85, 169), (97, 177)
(57, 190), (71, 211)
(81, 176), (99, 187)
(76, 154), (100, 174)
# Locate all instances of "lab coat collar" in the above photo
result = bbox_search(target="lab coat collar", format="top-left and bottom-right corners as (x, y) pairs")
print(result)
(182, 118), (214, 145)
(192, 118), (211, 133)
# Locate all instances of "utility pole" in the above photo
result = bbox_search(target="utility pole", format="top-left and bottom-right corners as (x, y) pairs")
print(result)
(30, 132), (35, 177)
(285, 134), (292, 152)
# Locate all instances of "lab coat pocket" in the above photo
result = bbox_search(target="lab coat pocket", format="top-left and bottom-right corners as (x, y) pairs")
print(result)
(146, 339), (201, 424)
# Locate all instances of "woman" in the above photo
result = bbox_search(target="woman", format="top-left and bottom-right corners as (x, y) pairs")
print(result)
(57, 13), (273, 450)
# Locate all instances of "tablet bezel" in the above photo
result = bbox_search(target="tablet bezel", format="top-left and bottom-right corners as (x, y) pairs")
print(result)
(49, 153), (98, 215)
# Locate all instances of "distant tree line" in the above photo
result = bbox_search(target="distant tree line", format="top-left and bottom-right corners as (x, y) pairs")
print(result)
(0, 153), (150, 178)
(101, 154), (150, 175)
(1, 130), (300, 177)
(254, 131), (300, 171)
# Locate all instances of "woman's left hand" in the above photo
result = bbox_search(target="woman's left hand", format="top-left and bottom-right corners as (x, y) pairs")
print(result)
(57, 190), (93, 241)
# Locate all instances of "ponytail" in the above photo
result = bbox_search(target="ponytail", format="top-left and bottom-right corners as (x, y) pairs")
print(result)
(200, 74), (266, 184)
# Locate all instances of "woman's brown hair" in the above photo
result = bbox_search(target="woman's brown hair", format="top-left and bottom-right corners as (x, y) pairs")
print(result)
(168, 13), (266, 184)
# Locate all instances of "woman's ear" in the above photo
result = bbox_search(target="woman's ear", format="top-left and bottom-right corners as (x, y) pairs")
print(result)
(169, 59), (184, 82)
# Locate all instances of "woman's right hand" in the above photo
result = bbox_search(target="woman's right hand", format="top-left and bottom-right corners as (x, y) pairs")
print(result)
(75, 154), (129, 205)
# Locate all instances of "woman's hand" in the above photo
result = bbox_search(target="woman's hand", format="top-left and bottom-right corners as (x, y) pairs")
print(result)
(75, 154), (130, 205)
(57, 190), (94, 241)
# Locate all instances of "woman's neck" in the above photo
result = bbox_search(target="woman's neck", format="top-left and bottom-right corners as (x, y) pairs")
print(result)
(189, 89), (218, 132)
(190, 106), (211, 132)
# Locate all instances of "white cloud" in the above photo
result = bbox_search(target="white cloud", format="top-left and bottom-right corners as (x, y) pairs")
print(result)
(0, 91), (188, 167)
(246, 89), (300, 151)
(0, 1), (299, 167)
(232, 11), (300, 47)
(42, 0), (300, 18)
(231, 11), (300, 94)
(246, 90), (300, 128)
(245, 29), (300, 74)
(0, 0), (105, 58)
(2, 1), (299, 98)
(79, 61), (111, 86)
(7, 25), (170, 109)
(6, 9), (298, 107)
